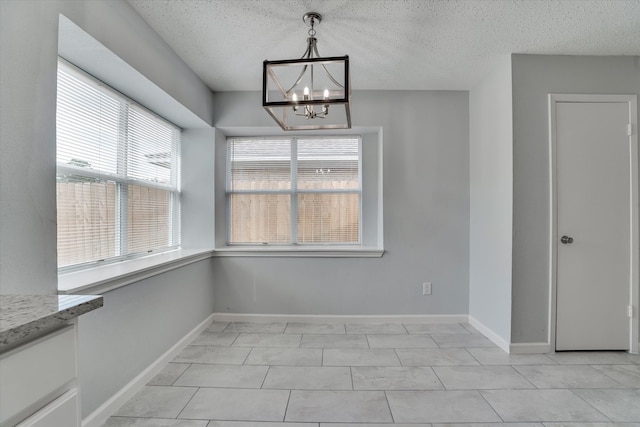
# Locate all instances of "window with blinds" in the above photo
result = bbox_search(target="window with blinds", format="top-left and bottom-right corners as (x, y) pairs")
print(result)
(56, 59), (180, 269)
(227, 137), (361, 245)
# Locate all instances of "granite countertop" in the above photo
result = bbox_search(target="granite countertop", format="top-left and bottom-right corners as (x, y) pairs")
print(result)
(0, 294), (103, 350)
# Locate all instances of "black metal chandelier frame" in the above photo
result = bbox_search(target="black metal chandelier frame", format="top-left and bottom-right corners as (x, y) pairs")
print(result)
(262, 12), (351, 131)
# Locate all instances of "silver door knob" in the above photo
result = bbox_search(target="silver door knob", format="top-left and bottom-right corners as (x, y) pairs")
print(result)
(561, 235), (574, 244)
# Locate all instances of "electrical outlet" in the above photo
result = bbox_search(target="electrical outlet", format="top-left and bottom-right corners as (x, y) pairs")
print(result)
(422, 282), (432, 295)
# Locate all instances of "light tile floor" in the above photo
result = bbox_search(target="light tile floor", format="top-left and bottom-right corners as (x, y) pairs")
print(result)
(104, 322), (640, 426)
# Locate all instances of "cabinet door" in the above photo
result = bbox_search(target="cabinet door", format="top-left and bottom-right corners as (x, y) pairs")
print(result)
(17, 390), (79, 427)
(0, 326), (77, 425)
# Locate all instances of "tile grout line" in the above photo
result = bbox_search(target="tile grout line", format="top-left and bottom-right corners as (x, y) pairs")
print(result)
(349, 366), (355, 391)
(220, 322), (232, 333)
(589, 363), (633, 387)
(477, 387), (507, 423)
(281, 389), (292, 422)
(228, 332), (241, 346)
(170, 363), (192, 386)
(391, 345), (402, 366)
(431, 364), (448, 391)
(429, 333), (440, 349)
(507, 364), (538, 390)
(401, 322), (410, 335)
(511, 364), (542, 390)
(260, 364), (271, 389)
(567, 387), (616, 422)
(393, 348), (404, 367)
(464, 347), (482, 366)
(429, 366), (446, 390)
(240, 346), (252, 365)
(383, 390), (395, 423)
(174, 385), (200, 421)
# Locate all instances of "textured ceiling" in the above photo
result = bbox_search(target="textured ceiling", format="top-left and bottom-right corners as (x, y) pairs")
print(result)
(127, 0), (640, 91)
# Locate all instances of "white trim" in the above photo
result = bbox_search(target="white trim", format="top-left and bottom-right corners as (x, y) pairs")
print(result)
(58, 248), (214, 295)
(212, 247), (384, 258)
(468, 316), (510, 353)
(226, 136), (364, 246)
(212, 313), (468, 324)
(548, 94), (559, 353)
(629, 96), (639, 354)
(81, 313), (214, 427)
(509, 342), (551, 354)
(466, 316), (552, 354)
(548, 93), (639, 354)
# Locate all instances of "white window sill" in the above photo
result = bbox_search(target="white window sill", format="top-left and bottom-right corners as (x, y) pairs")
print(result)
(213, 247), (385, 258)
(57, 248), (214, 295)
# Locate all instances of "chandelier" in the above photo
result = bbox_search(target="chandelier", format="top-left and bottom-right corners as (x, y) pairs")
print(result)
(262, 12), (351, 130)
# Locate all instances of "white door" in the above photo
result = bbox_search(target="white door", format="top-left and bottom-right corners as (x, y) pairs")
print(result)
(555, 100), (631, 351)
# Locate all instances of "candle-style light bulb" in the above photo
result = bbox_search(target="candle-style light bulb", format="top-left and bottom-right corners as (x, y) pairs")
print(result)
(323, 89), (329, 99)
(292, 93), (298, 102)
(303, 87), (310, 96)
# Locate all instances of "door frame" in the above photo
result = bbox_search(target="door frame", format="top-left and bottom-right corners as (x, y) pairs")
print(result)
(548, 93), (639, 354)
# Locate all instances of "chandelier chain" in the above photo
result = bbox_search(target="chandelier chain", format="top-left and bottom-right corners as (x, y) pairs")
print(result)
(307, 13), (318, 37)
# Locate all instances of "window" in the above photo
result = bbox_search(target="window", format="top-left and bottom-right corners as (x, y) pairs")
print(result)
(227, 137), (361, 245)
(56, 60), (181, 269)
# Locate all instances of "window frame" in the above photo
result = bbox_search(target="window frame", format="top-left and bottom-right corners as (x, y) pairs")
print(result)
(56, 59), (182, 272)
(225, 136), (363, 247)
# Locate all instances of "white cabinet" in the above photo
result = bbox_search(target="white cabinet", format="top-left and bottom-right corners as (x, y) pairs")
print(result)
(17, 390), (79, 427)
(0, 324), (79, 427)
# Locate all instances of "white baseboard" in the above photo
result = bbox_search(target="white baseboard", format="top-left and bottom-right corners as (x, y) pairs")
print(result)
(509, 342), (551, 354)
(212, 313), (469, 324)
(82, 313), (215, 427)
(467, 316), (510, 353)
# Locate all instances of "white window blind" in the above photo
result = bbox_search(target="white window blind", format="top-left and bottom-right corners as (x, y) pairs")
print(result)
(56, 59), (180, 269)
(227, 137), (361, 245)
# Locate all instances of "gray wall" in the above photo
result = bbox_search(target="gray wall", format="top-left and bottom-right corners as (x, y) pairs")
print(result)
(211, 91), (470, 315)
(182, 128), (217, 249)
(0, 0), (214, 294)
(77, 261), (215, 418)
(469, 56), (513, 342)
(0, 0), (216, 418)
(511, 54), (640, 343)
